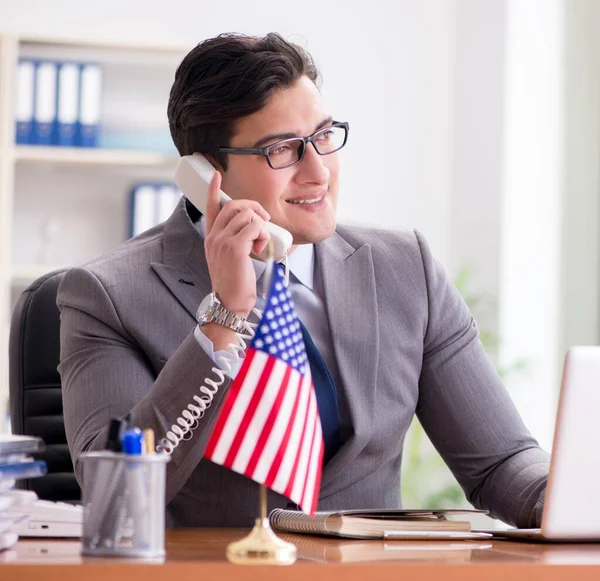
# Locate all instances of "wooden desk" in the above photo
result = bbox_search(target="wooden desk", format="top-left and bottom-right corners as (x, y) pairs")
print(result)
(2, 529), (600, 581)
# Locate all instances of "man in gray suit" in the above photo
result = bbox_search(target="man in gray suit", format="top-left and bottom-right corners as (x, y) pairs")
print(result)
(57, 32), (549, 528)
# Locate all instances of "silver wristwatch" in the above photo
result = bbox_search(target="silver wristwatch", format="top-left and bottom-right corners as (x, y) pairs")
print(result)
(196, 292), (247, 333)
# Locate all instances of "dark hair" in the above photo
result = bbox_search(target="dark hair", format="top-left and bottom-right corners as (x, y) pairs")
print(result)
(167, 32), (321, 170)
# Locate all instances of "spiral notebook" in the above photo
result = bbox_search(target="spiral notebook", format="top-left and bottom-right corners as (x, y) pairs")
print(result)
(269, 508), (492, 540)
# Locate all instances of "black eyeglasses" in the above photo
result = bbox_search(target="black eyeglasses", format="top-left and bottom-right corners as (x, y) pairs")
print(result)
(217, 121), (349, 170)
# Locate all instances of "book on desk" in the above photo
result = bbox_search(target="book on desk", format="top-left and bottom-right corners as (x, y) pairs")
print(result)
(269, 508), (493, 541)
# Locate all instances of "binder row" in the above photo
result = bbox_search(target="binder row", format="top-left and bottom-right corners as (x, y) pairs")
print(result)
(129, 183), (182, 238)
(15, 59), (103, 147)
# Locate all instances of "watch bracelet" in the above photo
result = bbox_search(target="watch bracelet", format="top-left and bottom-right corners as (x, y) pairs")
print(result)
(212, 305), (246, 332)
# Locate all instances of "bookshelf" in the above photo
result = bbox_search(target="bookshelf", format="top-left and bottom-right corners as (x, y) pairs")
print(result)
(14, 145), (179, 167)
(0, 33), (188, 425)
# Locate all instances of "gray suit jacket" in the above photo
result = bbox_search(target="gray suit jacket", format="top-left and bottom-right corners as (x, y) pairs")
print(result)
(57, 199), (549, 528)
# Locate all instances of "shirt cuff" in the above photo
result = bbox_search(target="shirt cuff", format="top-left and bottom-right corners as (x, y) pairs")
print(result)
(193, 324), (244, 379)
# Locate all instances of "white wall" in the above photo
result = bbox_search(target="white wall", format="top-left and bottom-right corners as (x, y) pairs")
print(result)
(0, 0), (457, 262)
(449, 0), (506, 346)
(498, 0), (565, 450)
(560, 0), (600, 358)
(449, 0), (600, 451)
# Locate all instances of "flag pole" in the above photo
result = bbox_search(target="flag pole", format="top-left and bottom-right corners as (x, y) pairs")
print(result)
(225, 240), (297, 566)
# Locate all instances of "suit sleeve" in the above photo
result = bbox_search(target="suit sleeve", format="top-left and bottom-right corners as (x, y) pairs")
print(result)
(57, 266), (231, 504)
(413, 230), (549, 528)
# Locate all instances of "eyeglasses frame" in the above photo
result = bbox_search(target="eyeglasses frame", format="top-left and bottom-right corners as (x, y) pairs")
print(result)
(216, 121), (349, 169)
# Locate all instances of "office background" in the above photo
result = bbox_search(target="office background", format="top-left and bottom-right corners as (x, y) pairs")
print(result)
(0, 0), (598, 509)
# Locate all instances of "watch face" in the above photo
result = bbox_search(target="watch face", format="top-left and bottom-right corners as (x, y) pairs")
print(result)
(197, 293), (217, 324)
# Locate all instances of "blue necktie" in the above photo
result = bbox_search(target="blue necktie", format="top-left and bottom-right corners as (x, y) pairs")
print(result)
(298, 320), (341, 465)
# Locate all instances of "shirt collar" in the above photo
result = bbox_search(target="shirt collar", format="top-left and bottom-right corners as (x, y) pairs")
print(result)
(195, 216), (314, 291)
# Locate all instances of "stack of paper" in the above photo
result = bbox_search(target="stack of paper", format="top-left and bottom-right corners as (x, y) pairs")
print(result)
(0, 435), (47, 551)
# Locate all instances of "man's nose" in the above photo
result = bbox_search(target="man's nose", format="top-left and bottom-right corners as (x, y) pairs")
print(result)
(296, 143), (330, 183)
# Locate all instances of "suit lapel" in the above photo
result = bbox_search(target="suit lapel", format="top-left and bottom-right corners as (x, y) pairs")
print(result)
(316, 233), (379, 496)
(150, 263), (210, 321)
(150, 199), (212, 321)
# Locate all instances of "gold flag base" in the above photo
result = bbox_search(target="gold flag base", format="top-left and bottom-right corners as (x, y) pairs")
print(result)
(226, 517), (297, 565)
(226, 485), (297, 565)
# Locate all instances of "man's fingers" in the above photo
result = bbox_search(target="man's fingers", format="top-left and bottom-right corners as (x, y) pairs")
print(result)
(204, 170), (223, 235)
(252, 226), (271, 256)
(232, 221), (271, 254)
(211, 199), (270, 234)
(220, 208), (264, 238)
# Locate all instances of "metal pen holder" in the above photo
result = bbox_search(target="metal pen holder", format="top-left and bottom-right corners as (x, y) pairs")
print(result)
(80, 451), (170, 558)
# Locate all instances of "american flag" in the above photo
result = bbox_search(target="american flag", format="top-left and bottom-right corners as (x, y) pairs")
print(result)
(204, 264), (324, 515)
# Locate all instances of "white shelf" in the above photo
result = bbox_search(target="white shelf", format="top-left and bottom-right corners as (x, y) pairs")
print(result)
(11, 265), (70, 285)
(18, 34), (189, 55)
(16, 34), (187, 68)
(14, 145), (178, 168)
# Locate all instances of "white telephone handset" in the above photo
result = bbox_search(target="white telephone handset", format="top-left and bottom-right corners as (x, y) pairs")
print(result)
(174, 154), (292, 262)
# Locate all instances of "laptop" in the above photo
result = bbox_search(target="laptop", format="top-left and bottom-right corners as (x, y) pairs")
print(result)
(481, 346), (600, 542)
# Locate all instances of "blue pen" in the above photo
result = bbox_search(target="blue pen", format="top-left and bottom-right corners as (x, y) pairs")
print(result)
(121, 427), (144, 455)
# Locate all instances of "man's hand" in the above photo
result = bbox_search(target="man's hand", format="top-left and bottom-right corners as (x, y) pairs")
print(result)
(202, 171), (271, 349)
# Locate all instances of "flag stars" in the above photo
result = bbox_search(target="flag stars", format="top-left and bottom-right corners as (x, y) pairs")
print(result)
(250, 265), (309, 376)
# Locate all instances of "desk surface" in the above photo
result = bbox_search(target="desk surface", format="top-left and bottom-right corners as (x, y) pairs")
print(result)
(2, 529), (600, 581)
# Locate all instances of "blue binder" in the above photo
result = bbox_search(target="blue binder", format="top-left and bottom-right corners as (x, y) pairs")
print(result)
(15, 59), (36, 144)
(0, 460), (47, 481)
(156, 184), (182, 224)
(55, 61), (80, 146)
(77, 63), (103, 147)
(129, 183), (181, 238)
(32, 60), (58, 145)
(129, 183), (158, 238)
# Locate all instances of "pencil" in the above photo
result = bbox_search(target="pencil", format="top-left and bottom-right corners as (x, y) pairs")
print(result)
(143, 428), (155, 455)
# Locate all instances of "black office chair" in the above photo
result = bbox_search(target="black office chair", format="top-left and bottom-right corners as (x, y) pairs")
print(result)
(9, 268), (81, 502)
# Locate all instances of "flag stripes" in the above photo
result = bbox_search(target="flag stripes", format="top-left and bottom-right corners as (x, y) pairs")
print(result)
(205, 348), (323, 513)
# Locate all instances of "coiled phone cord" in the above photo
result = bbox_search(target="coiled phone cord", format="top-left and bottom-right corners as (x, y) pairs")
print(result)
(156, 255), (286, 454)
